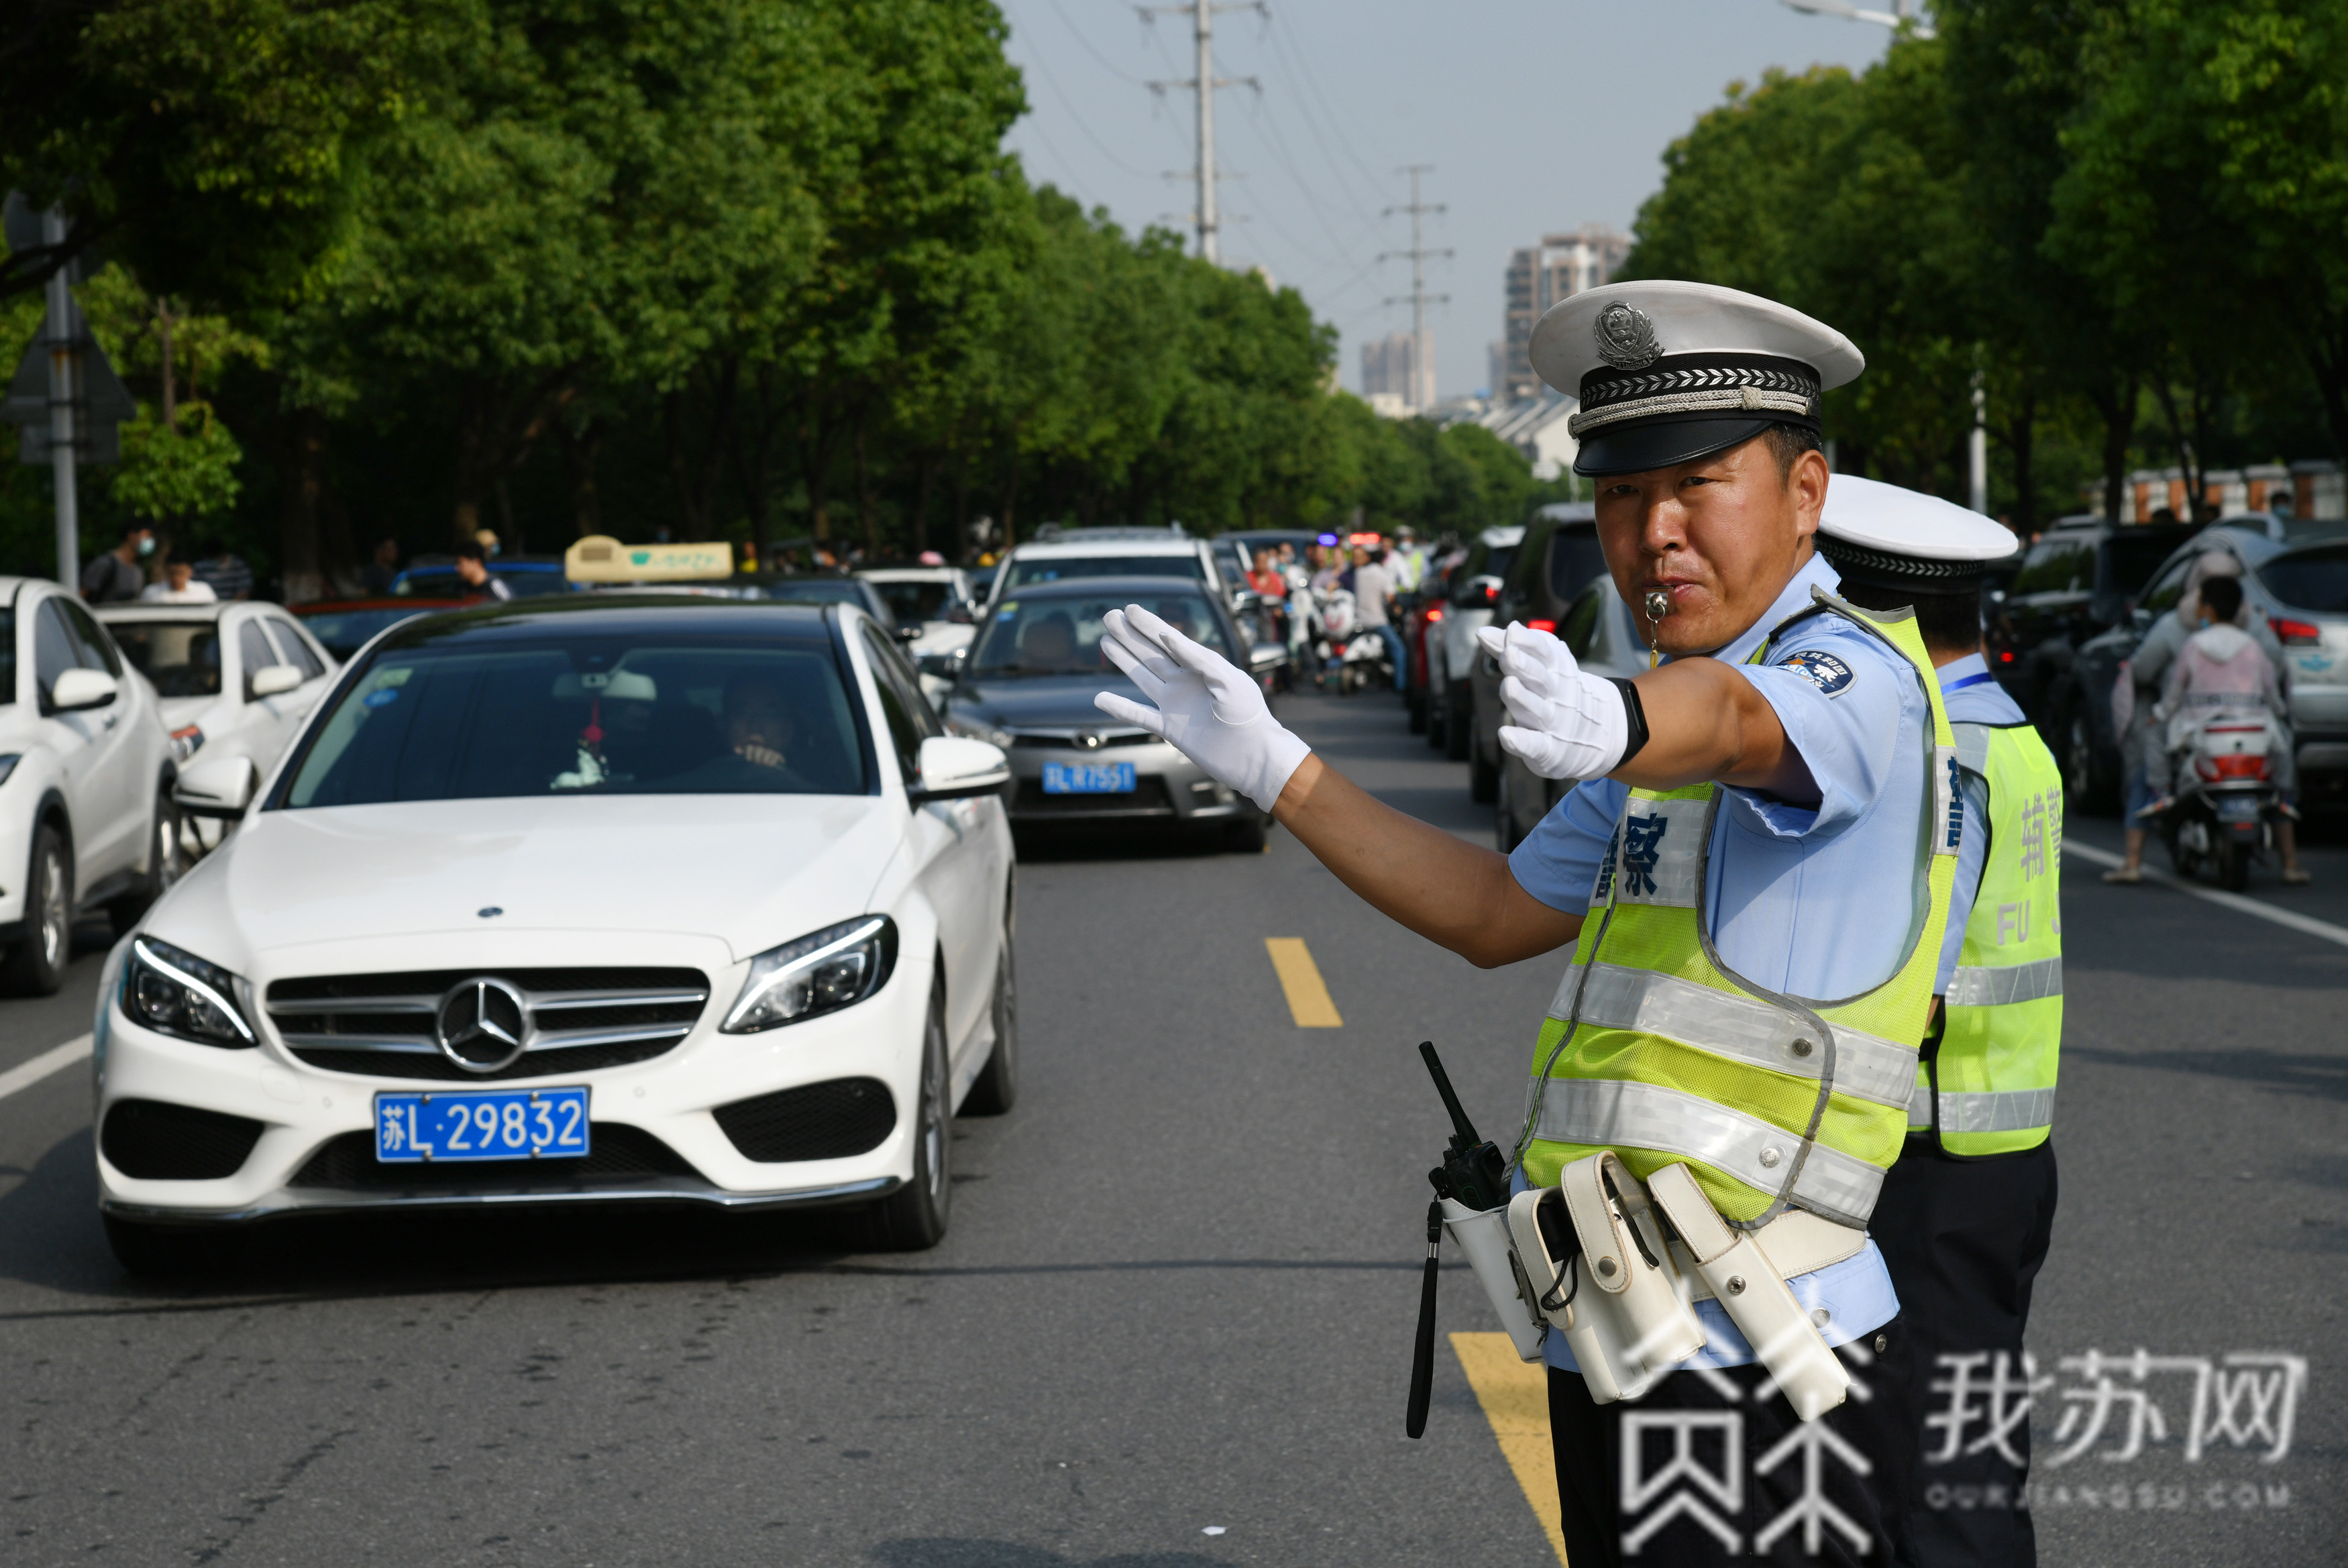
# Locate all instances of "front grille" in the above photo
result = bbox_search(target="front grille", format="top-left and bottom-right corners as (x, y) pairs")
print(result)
(1009, 730), (1157, 749)
(713, 1078), (896, 1162)
(288, 1125), (701, 1189)
(1013, 777), (1172, 814)
(266, 966), (709, 1080)
(101, 1100), (265, 1180)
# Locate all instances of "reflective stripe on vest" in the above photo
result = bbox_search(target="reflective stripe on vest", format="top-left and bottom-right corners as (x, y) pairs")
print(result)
(1911, 721), (2064, 1154)
(1519, 590), (1959, 1228)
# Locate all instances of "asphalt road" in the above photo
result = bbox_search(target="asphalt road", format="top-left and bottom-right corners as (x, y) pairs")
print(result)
(3, 689), (2345, 1567)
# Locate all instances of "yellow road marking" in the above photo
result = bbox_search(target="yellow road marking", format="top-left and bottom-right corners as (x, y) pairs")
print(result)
(1263, 938), (1342, 1027)
(1452, 1331), (1568, 1565)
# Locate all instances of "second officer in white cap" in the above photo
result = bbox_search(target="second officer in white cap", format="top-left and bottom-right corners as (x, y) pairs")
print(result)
(1815, 476), (2060, 1567)
(1095, 280), (1954, 1563)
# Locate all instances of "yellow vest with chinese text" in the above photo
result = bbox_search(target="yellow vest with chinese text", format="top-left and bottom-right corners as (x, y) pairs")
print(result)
(1515, 595), (1961, 1229)
(1907, 720), (2062, 1155)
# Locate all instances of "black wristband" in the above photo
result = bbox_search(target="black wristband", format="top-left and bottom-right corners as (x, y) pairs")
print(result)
(1609, 678), (1650, 767)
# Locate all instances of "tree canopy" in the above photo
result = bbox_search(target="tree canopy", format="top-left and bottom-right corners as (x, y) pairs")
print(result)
(1, 0), (1550, 594)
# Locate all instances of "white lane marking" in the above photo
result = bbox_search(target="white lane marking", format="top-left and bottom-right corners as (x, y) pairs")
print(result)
(2067, 840), (2348, 951)
(0, 1033), (94, 1105)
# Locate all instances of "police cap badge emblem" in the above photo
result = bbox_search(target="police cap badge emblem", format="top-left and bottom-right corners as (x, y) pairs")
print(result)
(1593, 300), (1662, 370)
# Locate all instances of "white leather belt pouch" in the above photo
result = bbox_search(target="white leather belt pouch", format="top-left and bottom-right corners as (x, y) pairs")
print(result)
(1438, 1197), (1546, 1362)
(1644, 1162), (1852, 1422)
(1509, 1152), (1706, 1404)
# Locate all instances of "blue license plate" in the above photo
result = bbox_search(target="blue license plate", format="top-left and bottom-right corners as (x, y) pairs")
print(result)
(1042, 761), (1135, 794)
(373, 1086), (590, 1163)
(2216, 796), (2261, 822)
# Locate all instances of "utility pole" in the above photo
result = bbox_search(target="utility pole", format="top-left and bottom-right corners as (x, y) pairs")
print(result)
(1381, 166), (1450, 411)
(1140, 2), (1263, 264)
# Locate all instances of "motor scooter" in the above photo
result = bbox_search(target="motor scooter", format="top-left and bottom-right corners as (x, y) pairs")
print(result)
(2154, 705), (2288, 892)
(1310, 588), (1393, 695)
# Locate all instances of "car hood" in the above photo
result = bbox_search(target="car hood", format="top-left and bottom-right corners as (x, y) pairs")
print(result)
(151, 792), (902, 970)
(951, 673), (1142, 732)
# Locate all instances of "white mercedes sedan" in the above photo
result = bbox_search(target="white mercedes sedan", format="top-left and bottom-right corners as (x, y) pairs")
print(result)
(93, 598), (1016, 1272)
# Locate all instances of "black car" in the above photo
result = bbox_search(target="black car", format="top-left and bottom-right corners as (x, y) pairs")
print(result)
(1985, 517), (2196, 725)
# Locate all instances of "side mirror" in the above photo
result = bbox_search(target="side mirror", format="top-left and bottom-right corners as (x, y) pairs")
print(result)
(250, 664), (303, 698)
(916, 650), (965, 685)
(908, 734), (1010, 803)
(1248, 642), (1289, 674)
(50, 667), (118, 712)
(176, 755), (258, 820)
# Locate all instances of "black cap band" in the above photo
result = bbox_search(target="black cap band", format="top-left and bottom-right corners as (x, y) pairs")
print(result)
(1570, 353), (1823, 478)
(1815, 535), (1986, 592)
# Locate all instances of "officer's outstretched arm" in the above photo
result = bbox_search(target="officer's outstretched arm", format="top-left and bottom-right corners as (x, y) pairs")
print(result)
(1093, 606), (1584, 968)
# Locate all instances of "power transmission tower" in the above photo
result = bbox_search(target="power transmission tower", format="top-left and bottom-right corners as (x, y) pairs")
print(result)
(1381, 166), (1450, 411)
(1139, 1), (1263, 264)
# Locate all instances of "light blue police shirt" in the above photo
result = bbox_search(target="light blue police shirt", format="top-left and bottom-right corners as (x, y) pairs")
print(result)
(1935, 654), (2029, 992)
(1507, 551), (1934, 1370)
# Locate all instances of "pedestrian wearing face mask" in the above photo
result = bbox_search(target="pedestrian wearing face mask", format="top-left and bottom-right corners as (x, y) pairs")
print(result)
(81, 522), (155, 602)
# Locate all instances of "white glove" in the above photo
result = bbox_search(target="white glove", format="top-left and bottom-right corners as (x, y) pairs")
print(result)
(1475, 622), (1631, 782)
(1094, 604), (1312, 811)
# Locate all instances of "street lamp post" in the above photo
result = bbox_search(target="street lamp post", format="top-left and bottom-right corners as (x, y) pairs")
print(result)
(1778, 0), (1934, 38)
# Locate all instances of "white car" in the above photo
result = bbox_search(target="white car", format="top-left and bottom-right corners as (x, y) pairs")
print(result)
(0, 577), (182, 994)
(95, 600), (339, 853)
(859, 566), (976, 701)
(986, 526), (1230, 610)
(94, 597), (1016, 1272)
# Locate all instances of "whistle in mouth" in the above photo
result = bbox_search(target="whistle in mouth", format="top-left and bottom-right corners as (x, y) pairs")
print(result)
(1642, 589), (1670, 624)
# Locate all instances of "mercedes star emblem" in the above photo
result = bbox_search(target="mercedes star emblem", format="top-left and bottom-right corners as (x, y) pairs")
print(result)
(435, 976), (533, 1072)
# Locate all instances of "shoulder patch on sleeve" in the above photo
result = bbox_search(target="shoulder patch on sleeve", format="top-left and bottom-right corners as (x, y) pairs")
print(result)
(1778, 648), (1855, 696)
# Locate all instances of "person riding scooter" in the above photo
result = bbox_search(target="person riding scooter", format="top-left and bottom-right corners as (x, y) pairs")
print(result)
(2141, 574), (2308, 885)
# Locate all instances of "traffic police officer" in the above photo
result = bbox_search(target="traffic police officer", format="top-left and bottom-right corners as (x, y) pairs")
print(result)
(1094, 280), (1947, 1565)
(1817, 477), (2062, 1566)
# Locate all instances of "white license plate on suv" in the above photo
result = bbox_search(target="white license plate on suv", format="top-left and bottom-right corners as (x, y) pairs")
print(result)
(373, 1087), (590, 1162)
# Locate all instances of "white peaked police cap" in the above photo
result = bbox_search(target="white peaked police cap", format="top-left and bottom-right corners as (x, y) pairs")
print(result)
(1817, 474), (2021, 590)
(1529, 280), (1864, 477)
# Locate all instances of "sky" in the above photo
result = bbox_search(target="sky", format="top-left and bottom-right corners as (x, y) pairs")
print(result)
(996, 0), (1892, 404)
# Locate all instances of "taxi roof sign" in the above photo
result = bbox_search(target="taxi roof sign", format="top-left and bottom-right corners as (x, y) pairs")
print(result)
(566, 535), (734, 583)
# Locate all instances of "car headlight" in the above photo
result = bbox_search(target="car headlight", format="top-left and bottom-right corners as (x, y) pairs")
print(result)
(123, 937), (256, 1048)
(947, 716), (1014, 748)
(722, 915), (899, 1033)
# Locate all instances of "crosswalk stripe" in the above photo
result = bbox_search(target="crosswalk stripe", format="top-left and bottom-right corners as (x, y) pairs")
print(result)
(1263, 938), (1342, 1027)
(1451, 1331), (1568, 1564)
(0, 1034), (94, 1106)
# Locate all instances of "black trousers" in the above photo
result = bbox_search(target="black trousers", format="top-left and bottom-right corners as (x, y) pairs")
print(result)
(1548, 1319), (1919, 1566)
(1872, 1137), (2059, 1567)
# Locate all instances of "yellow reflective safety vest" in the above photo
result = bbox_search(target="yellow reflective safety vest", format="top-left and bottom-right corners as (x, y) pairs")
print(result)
(1908, 720), (2062, 1155)
(1517, 594), (1961, 1229)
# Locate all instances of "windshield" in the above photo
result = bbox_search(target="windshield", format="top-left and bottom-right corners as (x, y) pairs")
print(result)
(2107, 536), (2181, 596)
(868, 579), (953, 622)
(296, 607), (425, 661)
(107, 620), (223, 697)
(970, 591), (1233, 676)
(1546, 530), (1610, 600)
(284, 634), (869, 806)
(759, 578), (867, 607)
(394, 569), (569, 599)
(1002, 554), (1206, 592)
(2261, 545), (2348, 614)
